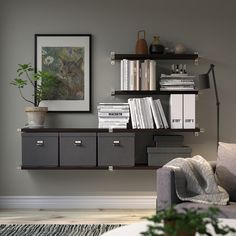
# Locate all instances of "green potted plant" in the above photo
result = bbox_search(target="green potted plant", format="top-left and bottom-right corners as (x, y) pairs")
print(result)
(142, 206), (236, 236)
(11, 63), (57, 128)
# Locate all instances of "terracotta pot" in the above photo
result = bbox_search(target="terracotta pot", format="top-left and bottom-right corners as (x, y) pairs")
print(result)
(25, 107), (48, 128)
(164, 220), (196, 236)
(135, 30), (148, 54)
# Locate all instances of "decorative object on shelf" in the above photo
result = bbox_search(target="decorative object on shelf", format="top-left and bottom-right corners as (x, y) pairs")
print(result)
(135, 30), (148, 54)
(196, 64), (219, 147)
(174, 43), (186, 54)
(149, 36), (165, 55)
(35, 34), (91, 112)
(142, 206), (236, 236)
(171, 64), (187, 74)
(10, 63), (56, 128)
(24, 107), (48, 129)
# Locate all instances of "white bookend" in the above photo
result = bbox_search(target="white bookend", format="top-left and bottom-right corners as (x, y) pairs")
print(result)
(129, 60), (135, 90)
(169, 94), (183, 129)
(149, 60), (156, 90)
(148, 97), (161, 129)
(156, 99), (169, 129)
(183, 94), (196, 129)
(120, 60), (124, 90)
(128, 98), (137, 129)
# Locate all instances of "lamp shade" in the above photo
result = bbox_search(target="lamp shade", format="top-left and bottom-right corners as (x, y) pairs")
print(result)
(195, 73), (210, 90)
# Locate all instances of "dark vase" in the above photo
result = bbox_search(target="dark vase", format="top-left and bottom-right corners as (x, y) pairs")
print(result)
(149, 36), (165, 54)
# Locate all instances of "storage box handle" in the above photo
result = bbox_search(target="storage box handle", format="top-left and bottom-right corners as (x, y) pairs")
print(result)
(113, 140), (120, 146)
(74, 140), (82, 146)
(36, 140), (44, 146)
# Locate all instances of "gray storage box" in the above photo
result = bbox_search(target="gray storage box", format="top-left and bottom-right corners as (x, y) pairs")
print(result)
(22, 132), (58, 167)
(98, 133), (135, 167)
(147, 146), (192, 167)
(154, 135), (184, 146)
(60, 133), (96, 167)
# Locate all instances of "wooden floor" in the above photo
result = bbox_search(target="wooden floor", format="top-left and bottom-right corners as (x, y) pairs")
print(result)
(0, 209), (155, 224)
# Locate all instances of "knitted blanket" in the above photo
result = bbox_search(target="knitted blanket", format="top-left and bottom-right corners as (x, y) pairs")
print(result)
(164, 155), (229, 205)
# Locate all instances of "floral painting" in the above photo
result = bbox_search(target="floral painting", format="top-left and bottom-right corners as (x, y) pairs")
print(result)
(35, 34), (91, 112)
(42, 47), (85, 100)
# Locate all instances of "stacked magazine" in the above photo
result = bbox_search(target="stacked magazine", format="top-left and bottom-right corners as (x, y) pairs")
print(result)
(160, 73), (196, 91)
(128, 97), (169, 129)
(97, 103), (130, 129)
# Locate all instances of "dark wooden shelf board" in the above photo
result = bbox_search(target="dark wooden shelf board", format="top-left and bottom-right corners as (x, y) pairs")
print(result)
(112, 53), (198, 61)
(20, 128), (200, 133)
(111, 90), (198, 96)
(20, 165), (161, 170)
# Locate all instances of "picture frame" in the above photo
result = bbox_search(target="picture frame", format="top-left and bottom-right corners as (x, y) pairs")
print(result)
(35, 34), (91, 112)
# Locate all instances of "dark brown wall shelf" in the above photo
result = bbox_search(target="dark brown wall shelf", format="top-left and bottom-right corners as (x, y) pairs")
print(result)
(111, 53), (198, 61)
(20, 164), (161, 170)
(21, 127), (200, 133)
(111, 90), (198, 96)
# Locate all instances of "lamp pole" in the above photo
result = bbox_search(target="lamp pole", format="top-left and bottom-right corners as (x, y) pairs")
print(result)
(207, 64), (220, 148)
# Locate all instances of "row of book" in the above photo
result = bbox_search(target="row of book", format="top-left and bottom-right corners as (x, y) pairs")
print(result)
(120, 59), (156, 91)
(97, 103), (130, 129)
(128, 97), (169, 129)
(160, 73), (196, 91)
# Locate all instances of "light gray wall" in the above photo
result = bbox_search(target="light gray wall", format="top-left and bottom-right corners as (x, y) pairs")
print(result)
(1, 0), (236, 196)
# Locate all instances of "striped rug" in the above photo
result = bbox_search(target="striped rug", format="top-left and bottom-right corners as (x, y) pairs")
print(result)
(0, 224), (122, 236)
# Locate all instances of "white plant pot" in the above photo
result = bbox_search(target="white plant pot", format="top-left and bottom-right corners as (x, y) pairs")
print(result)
(25, 107), (48, 128)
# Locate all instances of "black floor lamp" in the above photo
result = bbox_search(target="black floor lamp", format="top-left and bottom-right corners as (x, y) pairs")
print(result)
(197, 64), (220, 148)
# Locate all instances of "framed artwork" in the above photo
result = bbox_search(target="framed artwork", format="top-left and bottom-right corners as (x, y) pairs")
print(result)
(35, 34), (91, 112)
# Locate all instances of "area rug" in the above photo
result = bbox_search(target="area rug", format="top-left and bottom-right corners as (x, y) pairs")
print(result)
(0, 224), (122, 236)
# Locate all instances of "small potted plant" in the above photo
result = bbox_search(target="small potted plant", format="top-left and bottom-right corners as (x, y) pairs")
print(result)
(142, 206), (236, 236)
(11, 63), (57, 128)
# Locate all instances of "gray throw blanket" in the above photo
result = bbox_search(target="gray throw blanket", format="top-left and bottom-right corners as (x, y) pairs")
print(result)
(164, 155), (229, 205)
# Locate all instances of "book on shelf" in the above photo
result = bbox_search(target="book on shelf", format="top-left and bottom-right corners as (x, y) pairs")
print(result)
(156, 99), (169, 128)
(147, 97), (163, 129)
(160, 79), (194, 86)
(160, 85), (195, 91)
(160, 73), (196, 79)
(128, 97), (168, 129)
(120, 59), (156, 91)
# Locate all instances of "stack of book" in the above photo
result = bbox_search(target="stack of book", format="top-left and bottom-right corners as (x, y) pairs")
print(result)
(120, 59), (156, 91)
(128, 97), (169, 129)
(160, 74), (196, 91)
(97, 103), (130, 129)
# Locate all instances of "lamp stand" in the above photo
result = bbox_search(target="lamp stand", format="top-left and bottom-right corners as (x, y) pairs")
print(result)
(207, 64), (220, 148)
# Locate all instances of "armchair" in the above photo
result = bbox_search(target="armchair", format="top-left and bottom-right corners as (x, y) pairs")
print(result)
(156, 161), (236, 218)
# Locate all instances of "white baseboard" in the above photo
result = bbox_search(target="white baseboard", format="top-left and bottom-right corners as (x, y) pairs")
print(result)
(0, 196), (156, 209)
